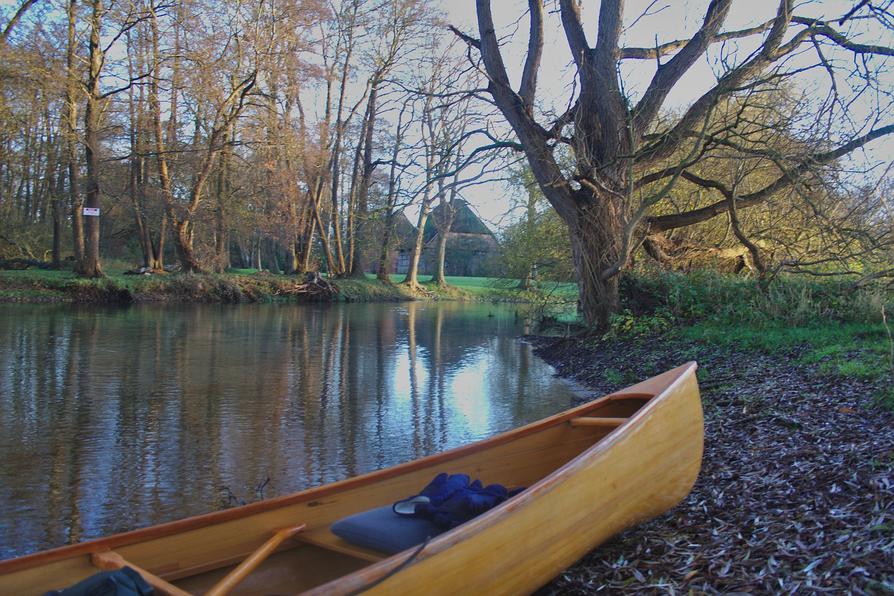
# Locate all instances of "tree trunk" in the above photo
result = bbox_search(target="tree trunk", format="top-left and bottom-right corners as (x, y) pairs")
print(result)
(403, 195), (432, 289)
(433, 182), (459, 287)
(65, 0), (84, 270)
(253, 233), (262, 271)
(434, 230), (449, 285)
(301, 215), (317, 272)
(376, 211), (394, 282)
(51, 160), (63, 268)
(310, 179), (337, 274)
(81, 0), (104, 277)
(268, 237), (282, 274)
(349, 83), (378, 278)
(148, 3), (178, 274)
(173, 219), (201, 273)
(214, 127), (233, 272)
(151, 215), (166, 271)
(567, 196), (623, 329)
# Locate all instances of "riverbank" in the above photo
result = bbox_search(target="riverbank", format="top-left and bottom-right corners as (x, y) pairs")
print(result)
(533, 331), (893, 593)
(0, 269), (569, 304)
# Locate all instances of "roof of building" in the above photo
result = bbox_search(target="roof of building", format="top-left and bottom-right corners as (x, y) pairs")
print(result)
(393, 211), (417, 244)
(423, 200), (494, 243)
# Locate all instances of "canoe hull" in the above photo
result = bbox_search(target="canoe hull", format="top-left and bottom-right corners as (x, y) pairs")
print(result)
(0, 363), (703, 595)
(313, 362), (704, 595)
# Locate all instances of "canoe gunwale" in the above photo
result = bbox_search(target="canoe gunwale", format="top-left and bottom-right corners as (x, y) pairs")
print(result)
(0, 362), (698, 583)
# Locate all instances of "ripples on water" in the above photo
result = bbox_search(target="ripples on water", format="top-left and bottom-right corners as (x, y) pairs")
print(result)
(0, 302), (579, 559)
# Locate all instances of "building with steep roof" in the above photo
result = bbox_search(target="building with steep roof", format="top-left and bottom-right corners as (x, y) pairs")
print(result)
(420, 200), (500, 277)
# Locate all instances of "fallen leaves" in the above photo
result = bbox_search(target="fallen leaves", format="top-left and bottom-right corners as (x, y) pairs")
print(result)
(532, 335), (894, 594)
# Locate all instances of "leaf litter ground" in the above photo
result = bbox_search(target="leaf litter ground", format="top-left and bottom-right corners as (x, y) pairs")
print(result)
(530, 335), (893, 595)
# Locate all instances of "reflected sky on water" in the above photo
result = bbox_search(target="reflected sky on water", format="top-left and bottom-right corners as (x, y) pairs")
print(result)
(0, 302), (581, 559)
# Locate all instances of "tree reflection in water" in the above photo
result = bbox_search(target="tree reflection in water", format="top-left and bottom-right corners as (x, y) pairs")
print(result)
(0, 302), (580, 558)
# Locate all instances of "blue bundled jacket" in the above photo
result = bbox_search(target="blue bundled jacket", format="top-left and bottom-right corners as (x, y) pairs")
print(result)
(393, 473), (524, 529)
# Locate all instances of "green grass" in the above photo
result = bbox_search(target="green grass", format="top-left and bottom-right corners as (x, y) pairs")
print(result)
(612, 272), (893, 404)
(0, 269), (563, 304)
(679, 321), (891, 396)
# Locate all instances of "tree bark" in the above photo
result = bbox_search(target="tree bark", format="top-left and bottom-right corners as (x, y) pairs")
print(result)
(403, 192), (433, 288)
(567, 194), (623, 330)
(434, 226), (450, 285)
(65, 0), (85, 271)
(349, 82), (378, 278)
(81, 0), (104, 277)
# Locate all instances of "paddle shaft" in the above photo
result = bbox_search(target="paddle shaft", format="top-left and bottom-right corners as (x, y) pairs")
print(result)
(204, 523), (306, 596)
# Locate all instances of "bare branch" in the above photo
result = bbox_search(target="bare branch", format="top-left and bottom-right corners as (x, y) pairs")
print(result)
(637, 0), (794, 164)
(1, 0), (38, 42)
(448, 24), (480, 50)
(632, 0), (732, 136)
(648, 123), (894, 232)
(621, 18), (774, 60)
(519, 0), (543, 112)
(792, 15), (894, 56)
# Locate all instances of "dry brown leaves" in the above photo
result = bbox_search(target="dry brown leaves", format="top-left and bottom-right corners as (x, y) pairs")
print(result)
(532, 336), (894, 595)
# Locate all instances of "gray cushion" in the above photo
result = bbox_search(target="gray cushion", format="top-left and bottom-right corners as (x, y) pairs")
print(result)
(330, 505), (444, 555)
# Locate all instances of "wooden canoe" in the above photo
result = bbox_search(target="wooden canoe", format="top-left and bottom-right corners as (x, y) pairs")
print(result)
(0, 362), (703, 595)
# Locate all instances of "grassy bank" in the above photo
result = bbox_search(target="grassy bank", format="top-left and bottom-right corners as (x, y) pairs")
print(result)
(0, 268), (573, 305)
(558, 271), (893, 408)
(0, 268), (413, 304)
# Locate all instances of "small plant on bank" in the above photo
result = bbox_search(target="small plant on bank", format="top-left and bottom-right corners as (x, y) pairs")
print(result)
(605, 308), (674, 338)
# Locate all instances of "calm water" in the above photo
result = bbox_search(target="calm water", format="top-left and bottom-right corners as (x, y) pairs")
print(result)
(0, 302), (580, 559)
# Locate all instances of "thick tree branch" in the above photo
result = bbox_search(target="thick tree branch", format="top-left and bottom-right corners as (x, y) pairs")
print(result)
(558, 0), (629, 167)
(1, 0), (38, 42)
(647, 123), (894, 231)
(593, 0), (623, 75)
(558, 0), (591, 72)
(632, 0), (732, 136)
(448, 24), (480, 50)
(519, 0), (543, 112)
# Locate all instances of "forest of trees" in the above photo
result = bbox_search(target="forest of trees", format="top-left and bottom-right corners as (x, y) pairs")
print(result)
(0, 0), (506, 285)
(1, 0), (892, 328)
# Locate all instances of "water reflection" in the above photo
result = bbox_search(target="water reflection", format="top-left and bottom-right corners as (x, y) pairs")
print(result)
(0, 302), (578, 559)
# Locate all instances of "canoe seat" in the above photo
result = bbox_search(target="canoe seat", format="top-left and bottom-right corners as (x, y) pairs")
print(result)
(329, 505), (443, 556)
(569, 417), (626, 428)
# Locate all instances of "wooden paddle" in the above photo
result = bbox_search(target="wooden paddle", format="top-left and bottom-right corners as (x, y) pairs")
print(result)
(204, 523), (306, 596)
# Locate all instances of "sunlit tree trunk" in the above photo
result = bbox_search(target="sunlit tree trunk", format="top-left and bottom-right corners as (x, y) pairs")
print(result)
(80, 0), (104, 277)
(349, 82), (378, 278)
(65, 0), (84, 271)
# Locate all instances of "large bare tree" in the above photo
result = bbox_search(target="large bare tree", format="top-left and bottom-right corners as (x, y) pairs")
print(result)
(460, 0), (894, 328)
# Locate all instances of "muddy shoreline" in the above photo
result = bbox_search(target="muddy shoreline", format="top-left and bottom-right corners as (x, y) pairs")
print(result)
(531, 335), (893, 594)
